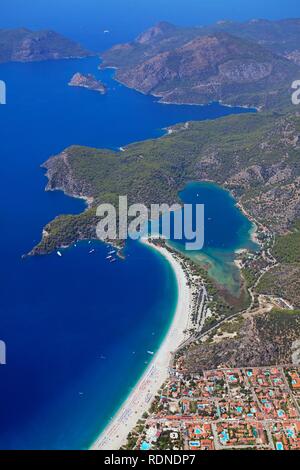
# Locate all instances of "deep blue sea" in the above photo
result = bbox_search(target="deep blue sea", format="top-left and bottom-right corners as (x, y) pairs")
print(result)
(0, 0), (297, 450)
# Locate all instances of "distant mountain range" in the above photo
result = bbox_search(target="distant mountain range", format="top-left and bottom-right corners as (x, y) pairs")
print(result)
(101, 19), (300, 109)
(0, 28), (91, 63)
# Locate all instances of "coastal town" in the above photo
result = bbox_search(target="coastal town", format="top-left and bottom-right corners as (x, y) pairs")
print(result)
(124, 366), (300, 451)
(94, 222), (298, 451)
(118, 228), (300, 453)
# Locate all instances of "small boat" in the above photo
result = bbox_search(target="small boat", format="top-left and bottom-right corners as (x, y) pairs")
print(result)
(147, 351), (154, 356)
(89, 249), (95, 254)
(57, 251), (62, 257)
(106, 255), (112, 259)
(108, 250), (116, 255)
(103, 30), (110, 34)
(110, 259), (116, 263)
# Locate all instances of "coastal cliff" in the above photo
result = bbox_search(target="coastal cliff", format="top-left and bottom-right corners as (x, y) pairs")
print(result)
(42, 149), (94, 199)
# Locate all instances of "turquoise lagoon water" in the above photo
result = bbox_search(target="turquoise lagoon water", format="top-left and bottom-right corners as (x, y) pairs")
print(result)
(0, 0), (292, 450)
(172, 182), (258, 297)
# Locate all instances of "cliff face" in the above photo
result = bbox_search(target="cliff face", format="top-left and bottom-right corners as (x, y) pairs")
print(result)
(0, 28), (91, 63)
(101, 22), (202, 69)
(103, 18), (300, 66)
(102, 21), (300, 108)
(136, 21), (178, 45)
(42, 149), (93, 199)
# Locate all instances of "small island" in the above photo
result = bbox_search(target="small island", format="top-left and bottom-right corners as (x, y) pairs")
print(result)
(68, 73), (107, 94)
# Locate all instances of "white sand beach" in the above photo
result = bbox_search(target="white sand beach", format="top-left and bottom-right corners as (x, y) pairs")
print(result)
(91, 239), (191, 450)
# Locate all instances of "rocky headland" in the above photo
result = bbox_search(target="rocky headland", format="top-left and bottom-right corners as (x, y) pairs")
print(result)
(0, 28), (91, 63)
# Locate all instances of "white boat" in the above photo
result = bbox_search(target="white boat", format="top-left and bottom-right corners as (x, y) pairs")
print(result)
(57, 251), (62, 257)
(106, 255), (112, 259)
(147, 351), (154, 356)
(89, 249), (95, 254)
(108, 250), (116, 255)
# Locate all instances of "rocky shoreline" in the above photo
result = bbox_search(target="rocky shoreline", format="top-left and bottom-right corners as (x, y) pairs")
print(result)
(68, 73), (107, 94)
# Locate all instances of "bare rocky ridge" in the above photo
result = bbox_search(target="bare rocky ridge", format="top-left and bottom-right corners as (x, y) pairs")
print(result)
(136, 21), (178, 45)
(101, 20), (300, 108)
(103, 18), (300, 66)
(182, 309), (300, 371)
(204, 18), (300, 64)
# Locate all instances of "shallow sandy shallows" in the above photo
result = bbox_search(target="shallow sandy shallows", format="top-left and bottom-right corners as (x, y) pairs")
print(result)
(91, 239), (190, 450)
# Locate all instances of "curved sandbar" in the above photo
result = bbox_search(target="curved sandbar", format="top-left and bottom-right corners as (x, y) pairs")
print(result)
(91, 238), (191, 450)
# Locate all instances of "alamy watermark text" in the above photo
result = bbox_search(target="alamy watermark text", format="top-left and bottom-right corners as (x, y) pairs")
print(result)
(96, 196), (205, 251)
